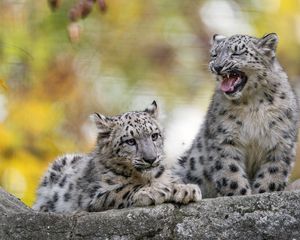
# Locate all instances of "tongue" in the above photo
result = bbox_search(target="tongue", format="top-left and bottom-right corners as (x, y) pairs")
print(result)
(221, 77), (237, 92)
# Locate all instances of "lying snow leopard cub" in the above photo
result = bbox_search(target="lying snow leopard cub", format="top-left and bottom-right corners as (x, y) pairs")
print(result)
(33, 101), (201, 212)
(174, 33), (299, 198)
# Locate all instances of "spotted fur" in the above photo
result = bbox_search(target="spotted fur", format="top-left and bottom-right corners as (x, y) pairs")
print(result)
(33, 102), (201, 212)
(174, 33), (299, 197)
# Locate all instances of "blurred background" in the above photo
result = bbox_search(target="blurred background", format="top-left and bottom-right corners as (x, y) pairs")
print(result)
(1, 0), (300, 206)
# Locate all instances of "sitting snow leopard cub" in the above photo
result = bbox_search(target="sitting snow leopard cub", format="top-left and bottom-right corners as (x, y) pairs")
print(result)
(174, 33), (299, 198)
(33, 101), (201, 212)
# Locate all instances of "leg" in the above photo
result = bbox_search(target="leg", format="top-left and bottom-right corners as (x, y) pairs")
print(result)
(207, 139), (251, 196)
(252, 162), (287, 194)
(87, 184), (146, 211)
(211, 159), (251, 196)
(252, 141), (296, 194)
(88, 181), (200, 212)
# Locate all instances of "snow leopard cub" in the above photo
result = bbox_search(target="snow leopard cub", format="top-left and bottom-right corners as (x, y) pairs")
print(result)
(174, 33), (299, 198)
(33, 101), (201, 212)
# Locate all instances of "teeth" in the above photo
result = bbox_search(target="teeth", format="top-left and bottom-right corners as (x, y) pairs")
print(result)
(221, 72), (241, 79)
(234, 77), (241, 86)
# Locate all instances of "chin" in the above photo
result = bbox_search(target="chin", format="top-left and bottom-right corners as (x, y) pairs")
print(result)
(134, 164), (158, 173)
(217, 70), (248, 100)
(135, 163), (162, 180)
(223, 90), (243, 100)
(140, 167), (158, 180)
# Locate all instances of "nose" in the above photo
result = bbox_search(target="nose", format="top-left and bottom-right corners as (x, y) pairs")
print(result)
(213, 65), (223, 74)
(143, 157), (157, 165)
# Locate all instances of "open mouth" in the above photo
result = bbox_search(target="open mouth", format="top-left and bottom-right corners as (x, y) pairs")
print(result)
(220, 70), (247, 95)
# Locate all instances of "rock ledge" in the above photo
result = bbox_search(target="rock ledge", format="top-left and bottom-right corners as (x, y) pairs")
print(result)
(1, 187), (300, 239)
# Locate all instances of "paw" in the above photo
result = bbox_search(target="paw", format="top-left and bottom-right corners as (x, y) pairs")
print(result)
(172, 183), (202, 204)
(133, 185), (173, 207)
(215, 175), (251, 196)
(133, 189), (156, 206)
(252, 167), (288, 194)
(252, 180), (286, 194)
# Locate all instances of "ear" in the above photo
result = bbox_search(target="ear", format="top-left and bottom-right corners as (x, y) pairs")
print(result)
(211, 34), (226, 45)
(258, 33), (278, 57)
(90, 113), (113, 132)
(144, 100), (158, 119)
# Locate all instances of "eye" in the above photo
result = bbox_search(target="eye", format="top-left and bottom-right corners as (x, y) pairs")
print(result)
(210, 52), (217, 58)
(231, 52), (243, 56)
(151, 133), (159, 141)
(231, 49), (246, 56)
(125, 139), (136, 146)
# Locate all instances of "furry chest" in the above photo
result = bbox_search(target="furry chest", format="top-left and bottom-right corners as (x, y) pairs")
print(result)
(240, 117), (269, 145)
(237, 104), (278, 147)
(237, 107), (279, 178)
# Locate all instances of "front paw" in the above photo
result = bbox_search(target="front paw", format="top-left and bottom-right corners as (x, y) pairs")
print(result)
(252, 180), (286, 194)
(133, 189), (156, 206)
(172, 183), (202, 204)
(133, 186), (173, 206)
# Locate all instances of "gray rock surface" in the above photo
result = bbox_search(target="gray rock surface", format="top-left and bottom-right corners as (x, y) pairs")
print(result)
(0, 188), (30, 213)
(1, 187), (300, 239)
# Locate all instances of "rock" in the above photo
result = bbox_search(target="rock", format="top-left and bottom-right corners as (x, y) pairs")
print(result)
(1, 187), (300, 239)
(0, 187), (30, 213)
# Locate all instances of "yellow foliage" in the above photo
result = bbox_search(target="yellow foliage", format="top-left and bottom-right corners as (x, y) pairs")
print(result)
(0, 125), (15, 149)
(104, 0), (144, 27)
(0, 150), (49, 206)
(0, 79), (8, 91)
(9, 99), (63, 136)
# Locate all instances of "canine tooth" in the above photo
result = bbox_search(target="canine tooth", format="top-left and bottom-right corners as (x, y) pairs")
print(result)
(234, 77), (241, 86)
